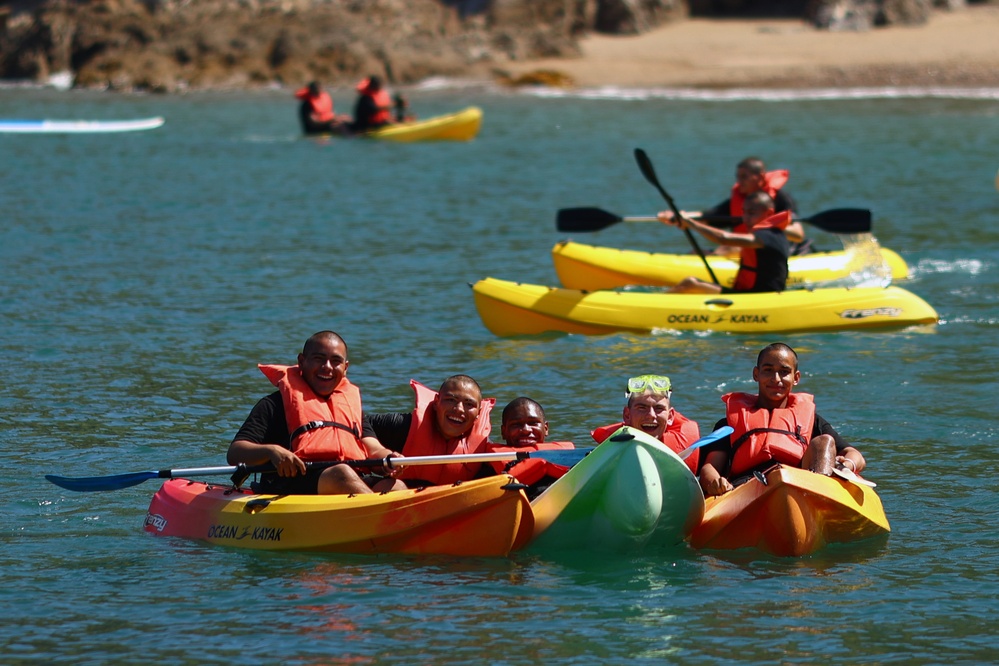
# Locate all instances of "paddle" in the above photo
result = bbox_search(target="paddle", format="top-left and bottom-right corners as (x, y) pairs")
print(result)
(606, 425), (734, 460)
(634, 148), (720, 286)
(556, 206), (872, 235)
(832, 464), (877, 487)
(45, 448), (594, 493)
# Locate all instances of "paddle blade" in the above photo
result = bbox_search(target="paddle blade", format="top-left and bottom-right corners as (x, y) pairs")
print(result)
(634, 148), (658, 189)
(537, 447), (593, 467)
(804, 208), (872, 234)
(46, 471), (159, 492)
(556, 207), (622, 232)
(832, 466), (877, 487)
(680, 425), (734, 460)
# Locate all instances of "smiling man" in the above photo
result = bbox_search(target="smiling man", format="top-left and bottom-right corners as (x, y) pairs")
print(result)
(368, 375), (494, 487)
(227, 330), (407, 495)
(590, 374), (701, 473)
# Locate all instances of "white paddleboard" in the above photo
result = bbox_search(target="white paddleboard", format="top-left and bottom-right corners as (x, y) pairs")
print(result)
(0, 116), (165, 134)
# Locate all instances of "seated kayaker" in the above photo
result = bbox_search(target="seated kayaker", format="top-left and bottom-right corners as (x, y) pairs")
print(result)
(698, 342), (867, 497)
(658, 156), (812, 255)
(482, 397), (574, 498)
(294, 81), (350, 136)
(368, 375), (494, 488)
(590, 374), (701, 473)
(351, 75), (394, 133)
(659, 191), (790, 294)
(227, 330), (407, 495)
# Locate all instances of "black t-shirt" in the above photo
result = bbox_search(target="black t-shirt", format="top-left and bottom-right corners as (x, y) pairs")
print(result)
(703, 412), (849, 478)
(745, 227), (790, 293)
(367, 412), (413, 453)
(232, 391), (377, 447)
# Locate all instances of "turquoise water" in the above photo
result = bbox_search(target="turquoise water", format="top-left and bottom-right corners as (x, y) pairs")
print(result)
(3, 84), (999, 664)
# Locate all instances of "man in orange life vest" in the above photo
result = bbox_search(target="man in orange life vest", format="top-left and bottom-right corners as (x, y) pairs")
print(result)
(660, 191), (790, 294)
(294, 81), (349, 135)
(227, 331), (407, 495)
(351, 75), (394, 133)
(659, 157), (811, 255)
(484, 397), (574, 497)
(590, 375), (702, 474)
(368, 375), (493, 487)
(698, 343), (867, 497)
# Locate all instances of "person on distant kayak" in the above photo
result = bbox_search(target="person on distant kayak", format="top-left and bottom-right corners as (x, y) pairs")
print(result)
(227, 331), (407, 495)
(351, 75), (394, 132)
(294, 81), (349, 135)
(590, 375), (701, 473)
(697, 343), (867, 497)
(660, 191), (790, 294)
(368, 375), (493, 487)
(483, 397), (574, 497)
(659, 157), (811, 255)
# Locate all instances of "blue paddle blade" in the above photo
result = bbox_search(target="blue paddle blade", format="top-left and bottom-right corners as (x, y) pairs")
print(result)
(45, 471), (161, 492)
(680, 426), (734, 460)
(535, 447), (594, 467)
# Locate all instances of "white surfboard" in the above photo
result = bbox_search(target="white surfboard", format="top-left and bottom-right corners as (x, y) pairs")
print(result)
(0, 116), (165, 134)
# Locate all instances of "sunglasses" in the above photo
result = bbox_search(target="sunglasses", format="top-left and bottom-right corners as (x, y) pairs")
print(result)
(626, 375), (672, 396)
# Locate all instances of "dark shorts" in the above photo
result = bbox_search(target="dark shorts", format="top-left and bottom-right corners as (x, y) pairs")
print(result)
(253, 468), (323, 495)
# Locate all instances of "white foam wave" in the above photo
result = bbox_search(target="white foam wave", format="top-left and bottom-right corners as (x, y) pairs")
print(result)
(912, 257), (988, 277)
(516, 85), (999, 102)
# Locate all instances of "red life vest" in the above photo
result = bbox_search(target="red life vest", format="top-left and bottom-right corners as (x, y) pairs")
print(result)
(294, 88), (335, 123)
(356, 79), (392, 126)
(732, 210), (792, 291)
(590, 410), (701, 473)
(397, 380), (494, 485)
(258, 364), (367, 462)
(723, 391), (815, 478)
(484, 441), (575, 486)
(729, 169), (789, 218)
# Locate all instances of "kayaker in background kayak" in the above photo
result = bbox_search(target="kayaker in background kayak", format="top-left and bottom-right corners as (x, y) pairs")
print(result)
(227, 331), (407, 495)
(351, 75), (395, 133)
(659, 156), (812, 255)
(698, 343), (867, 497)
(483, 397), (574, 498)
(661, 192), (790, 294)
(368, 375), (494, 487)
(590, 375), (702, 473)
(294, 81), (350, 135)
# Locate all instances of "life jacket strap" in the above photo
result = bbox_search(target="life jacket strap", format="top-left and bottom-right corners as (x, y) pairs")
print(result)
(290, 420), (360, 443)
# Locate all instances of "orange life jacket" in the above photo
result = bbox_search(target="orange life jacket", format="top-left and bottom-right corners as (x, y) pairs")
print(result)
(732, 210), (792, 291)
(590, 410), (701, 473)
(484, 441), (575, 486)
(723, 391), (815, 478)
(258, 364), (367, 462)
(356, 79), (392, 126)
(729, 169), (789, 219)
(397, 380), (494, 485)
(294, 88), (335, 123)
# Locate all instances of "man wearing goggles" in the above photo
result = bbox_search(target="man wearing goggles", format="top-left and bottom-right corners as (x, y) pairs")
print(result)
(590, 374), (702, 473)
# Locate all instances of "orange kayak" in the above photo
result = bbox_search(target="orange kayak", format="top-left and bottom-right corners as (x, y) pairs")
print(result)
(144, 475), (533, 556)
(689, 465), (890, 556)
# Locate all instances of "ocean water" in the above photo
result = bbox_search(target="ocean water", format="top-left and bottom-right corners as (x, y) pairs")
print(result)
(2, 82), (998, 664)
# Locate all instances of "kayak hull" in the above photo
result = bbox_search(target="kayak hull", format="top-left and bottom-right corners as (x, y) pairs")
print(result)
(526, 426), (704, 552)
(0, 117), (165, 133)
(552, 241), (910, 290)
(144, 475), (532, 556)
(471, 277), (939, 336)
(689, 465), (890, 556)
(364, 107), (482, 142)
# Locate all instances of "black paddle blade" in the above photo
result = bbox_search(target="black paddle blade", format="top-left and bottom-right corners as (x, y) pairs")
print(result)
(556, 207), (623, 232)
(634, 148), (658, 188)
(804, 208), (872, 234)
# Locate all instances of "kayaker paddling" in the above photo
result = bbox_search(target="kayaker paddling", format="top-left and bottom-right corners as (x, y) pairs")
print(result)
(698, 343), (867, 497)
(227, 331), (407, 495)
(590, 375), (702, 473)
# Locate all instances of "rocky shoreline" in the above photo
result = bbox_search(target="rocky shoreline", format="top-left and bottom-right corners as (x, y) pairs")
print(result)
(2, 0), (998, 93)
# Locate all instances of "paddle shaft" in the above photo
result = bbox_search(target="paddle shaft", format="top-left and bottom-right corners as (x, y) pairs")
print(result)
(634, 149), (721, 286)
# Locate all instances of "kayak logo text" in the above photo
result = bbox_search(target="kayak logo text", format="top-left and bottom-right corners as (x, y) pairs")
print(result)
(840, 307), (903, 319)
(665, 314), (770, 325)
(145, 513), (167, 532)
(207, 524), (284, 542)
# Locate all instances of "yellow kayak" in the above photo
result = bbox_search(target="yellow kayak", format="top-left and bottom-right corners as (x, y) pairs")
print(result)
(471, 277), (939, 336)
(552, 241), (910, 291)
(364, 107), (482, 142)
(144, 474), (532, 556)
(689, 465), (890, 556)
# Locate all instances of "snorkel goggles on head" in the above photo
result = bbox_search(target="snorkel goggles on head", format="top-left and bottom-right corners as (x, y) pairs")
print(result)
(626, 374), (672, 398)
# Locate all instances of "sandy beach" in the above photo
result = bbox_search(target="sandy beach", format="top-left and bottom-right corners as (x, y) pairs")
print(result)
(503, 5), (999, 88)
